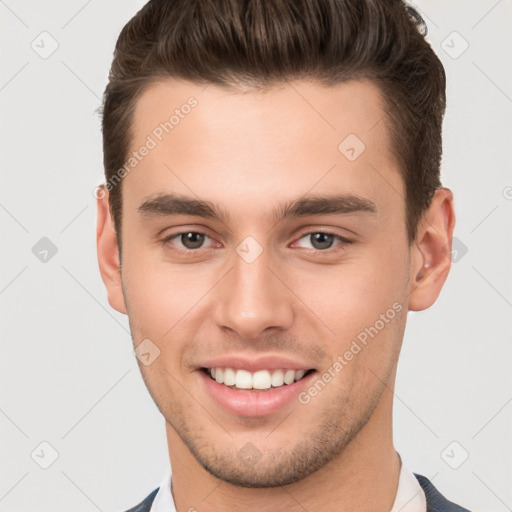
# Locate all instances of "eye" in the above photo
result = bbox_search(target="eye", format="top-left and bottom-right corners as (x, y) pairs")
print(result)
(295, 232), (352, 251)
(163, 231), (213, 251)
(161, 230), (353, 254)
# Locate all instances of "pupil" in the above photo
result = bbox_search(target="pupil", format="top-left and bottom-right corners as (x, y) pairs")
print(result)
(311, 233), (333, 250)
(182, 232), (205, 249)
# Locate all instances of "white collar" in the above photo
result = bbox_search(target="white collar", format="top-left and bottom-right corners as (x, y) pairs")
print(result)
(150, 453), (426, 512)
(149, 466), (173, 512)
(389, 455), (427, 512)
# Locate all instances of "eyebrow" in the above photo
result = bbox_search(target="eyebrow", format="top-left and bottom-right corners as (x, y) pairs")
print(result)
(138, 193), (377, 224)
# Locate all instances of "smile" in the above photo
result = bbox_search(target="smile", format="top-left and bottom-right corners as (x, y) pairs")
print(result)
(205, 367), (314, 390)
(199, 365), (318, 417)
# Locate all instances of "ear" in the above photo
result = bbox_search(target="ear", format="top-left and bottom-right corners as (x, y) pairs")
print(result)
(408, 187), (456, 311)
(96, 186), (127, 314)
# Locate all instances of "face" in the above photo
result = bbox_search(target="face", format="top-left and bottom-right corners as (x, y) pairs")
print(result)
(97, 78), (451, 488)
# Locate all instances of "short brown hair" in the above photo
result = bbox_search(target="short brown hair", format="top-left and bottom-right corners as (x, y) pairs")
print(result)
(101, 0), (446, 251)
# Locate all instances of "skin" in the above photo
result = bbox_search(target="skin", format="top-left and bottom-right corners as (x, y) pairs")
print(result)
(97, 78), (455, 511)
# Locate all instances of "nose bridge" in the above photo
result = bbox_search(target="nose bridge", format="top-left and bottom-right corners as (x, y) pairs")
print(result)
(213, 243), (294, 339)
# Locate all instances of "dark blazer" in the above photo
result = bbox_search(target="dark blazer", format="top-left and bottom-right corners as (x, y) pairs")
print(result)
(123, 473), (471, 512)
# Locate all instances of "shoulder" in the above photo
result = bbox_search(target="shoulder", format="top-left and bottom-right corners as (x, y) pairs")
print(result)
(122, 487), (159, 512)
(414, 473), (472, 512)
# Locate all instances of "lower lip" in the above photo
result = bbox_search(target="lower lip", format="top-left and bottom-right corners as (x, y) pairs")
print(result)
(198, 370), (316, 417)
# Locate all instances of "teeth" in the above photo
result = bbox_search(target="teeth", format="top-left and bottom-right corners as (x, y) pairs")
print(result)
(223, 367), (236, 386)
(253, 370), (272, 390)
(235, 369), (252, 389)
(271, 369), (284, 387)
(207, 367), (309, 390)
(283, 369), (295, 385)
(294, 369), (306, 381)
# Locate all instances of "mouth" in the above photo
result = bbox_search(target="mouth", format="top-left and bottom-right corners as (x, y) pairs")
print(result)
(198, 364), (318, 417)
(201, 367), (316, 391)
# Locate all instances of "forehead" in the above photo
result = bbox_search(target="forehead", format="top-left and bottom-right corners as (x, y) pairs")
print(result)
(131, 78), (391, 155)
(124, 78), (403, 221)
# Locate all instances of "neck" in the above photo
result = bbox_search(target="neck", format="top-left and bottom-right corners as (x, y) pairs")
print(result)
(166, 373), (400, 512)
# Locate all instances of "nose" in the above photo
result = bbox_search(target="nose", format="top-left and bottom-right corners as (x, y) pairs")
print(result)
(212, 247), (295, 341)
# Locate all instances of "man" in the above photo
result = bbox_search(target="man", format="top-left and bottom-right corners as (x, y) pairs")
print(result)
(96, 0), (470, 510)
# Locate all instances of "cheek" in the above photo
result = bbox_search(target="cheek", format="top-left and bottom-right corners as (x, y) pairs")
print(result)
(120, 239), (194, 342)
(295, 253), (406, 332)
(285, 247), (409, 375)
(121, 242), (222, 371)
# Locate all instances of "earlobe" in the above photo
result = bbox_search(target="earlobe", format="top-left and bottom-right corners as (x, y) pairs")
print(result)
(96, 186), (127, 314)
(408, 187), (456, 312)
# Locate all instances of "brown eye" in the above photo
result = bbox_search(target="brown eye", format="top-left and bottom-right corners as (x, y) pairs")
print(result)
(295, 232), (352, 251)
(178, 232), (206, 249)
(309, 233), (335, 250)
(162, 231), (211, 252)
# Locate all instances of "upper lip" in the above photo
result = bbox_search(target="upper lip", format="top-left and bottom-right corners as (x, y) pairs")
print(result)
(198, 354), (316, 372)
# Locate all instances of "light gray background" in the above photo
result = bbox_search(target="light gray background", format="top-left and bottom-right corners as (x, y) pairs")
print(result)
(1, 1), (511, 511)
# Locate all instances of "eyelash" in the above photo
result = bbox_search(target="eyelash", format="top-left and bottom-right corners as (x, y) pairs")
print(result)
(161, 230), (353, 254)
